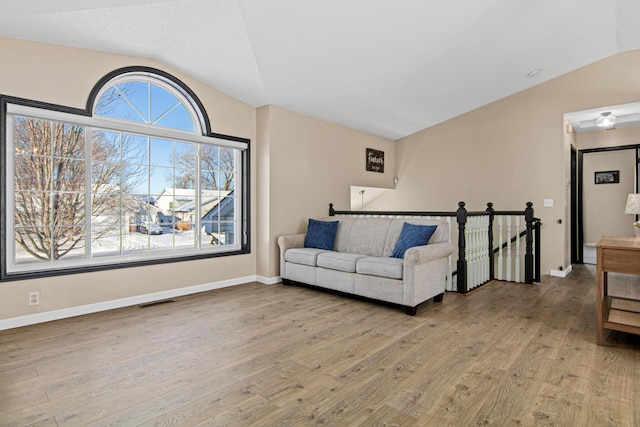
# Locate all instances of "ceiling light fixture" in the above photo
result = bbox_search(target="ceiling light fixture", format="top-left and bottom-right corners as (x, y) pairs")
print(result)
(596, 112), (616, 129)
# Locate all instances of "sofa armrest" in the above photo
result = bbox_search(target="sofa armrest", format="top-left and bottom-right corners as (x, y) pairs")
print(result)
(278, 233), (306, 252)
(277, 234), (306, 278)
(402, 241), (454, 307)
(404, 241), (454, 266)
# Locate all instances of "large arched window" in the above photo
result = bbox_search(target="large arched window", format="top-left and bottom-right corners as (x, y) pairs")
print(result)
(1, 67), (249, 280)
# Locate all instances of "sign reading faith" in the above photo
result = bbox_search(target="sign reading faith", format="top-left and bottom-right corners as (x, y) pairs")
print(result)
(366, 148), (384, 173)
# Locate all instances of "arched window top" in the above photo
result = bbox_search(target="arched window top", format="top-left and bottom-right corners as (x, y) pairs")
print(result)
(92, 70), (205, 134)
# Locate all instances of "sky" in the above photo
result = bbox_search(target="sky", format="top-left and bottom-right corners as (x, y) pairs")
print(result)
(98, 81), (202, 196)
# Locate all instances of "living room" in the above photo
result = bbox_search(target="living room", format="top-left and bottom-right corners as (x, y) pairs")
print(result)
(1, 1), (640, 424)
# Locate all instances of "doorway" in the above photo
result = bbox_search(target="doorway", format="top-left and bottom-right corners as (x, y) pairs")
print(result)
(575, 146), (640, 264)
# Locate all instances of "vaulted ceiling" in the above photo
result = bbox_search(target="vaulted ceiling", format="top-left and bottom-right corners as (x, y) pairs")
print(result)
(2, 0), (640, 139)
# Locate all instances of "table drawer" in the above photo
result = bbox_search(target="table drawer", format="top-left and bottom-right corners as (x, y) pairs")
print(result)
(601, 248), (640, 274)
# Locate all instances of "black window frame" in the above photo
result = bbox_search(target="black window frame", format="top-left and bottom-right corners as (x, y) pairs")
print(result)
(0, 66), (250, 281)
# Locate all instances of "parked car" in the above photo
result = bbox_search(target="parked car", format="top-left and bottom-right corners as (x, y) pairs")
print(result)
(137, 222), (163, 235)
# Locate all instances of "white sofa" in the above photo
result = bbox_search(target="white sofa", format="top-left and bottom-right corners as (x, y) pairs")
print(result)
(278, 216), (454, 315)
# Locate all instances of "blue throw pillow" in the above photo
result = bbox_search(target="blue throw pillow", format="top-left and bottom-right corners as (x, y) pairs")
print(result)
(304, 219), (339, 250)
(391, 222), (437, 258)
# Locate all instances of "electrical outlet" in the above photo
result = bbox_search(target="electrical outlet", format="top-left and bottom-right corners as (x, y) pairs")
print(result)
(29, 291), (39, 306)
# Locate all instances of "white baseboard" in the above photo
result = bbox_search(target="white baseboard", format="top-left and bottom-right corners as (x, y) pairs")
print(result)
(0, 275), (260, 331)
(550, 265), (573, 278)
(256, 275), (282, 285)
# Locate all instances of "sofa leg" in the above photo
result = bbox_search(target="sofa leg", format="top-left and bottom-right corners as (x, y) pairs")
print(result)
(433, 293), (444, 303)
(282, 278), (291, 286)
(405, 306), (417, 316)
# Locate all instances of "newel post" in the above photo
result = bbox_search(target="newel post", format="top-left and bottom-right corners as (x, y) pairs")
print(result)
(329, 203), (335, 216)
(486, 202), (495, 281)
(534, 219), (541, 282)
(456, 201), (468, 293)
(524, 201), (534, 284)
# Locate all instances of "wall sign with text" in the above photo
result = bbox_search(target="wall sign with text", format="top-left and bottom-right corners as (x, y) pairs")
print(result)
(366, 148), (384, 173)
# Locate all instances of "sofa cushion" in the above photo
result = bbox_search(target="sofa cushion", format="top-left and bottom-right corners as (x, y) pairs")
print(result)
(285, 248), (328, 266)
(317, 252), (367, 273)
(356, 257), (404, 280)
(391, 222), (437, 258)
(343, 218), (391, 256)
(304, 219), (339, 250)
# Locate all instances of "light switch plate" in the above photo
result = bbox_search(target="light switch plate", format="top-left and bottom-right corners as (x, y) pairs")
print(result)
(544, 199), (553, 207)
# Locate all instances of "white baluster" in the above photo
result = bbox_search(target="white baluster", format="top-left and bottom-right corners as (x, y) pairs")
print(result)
(482, 215), (489, 283)
(466, 218), (474, 289)
(473, 216), (478, 289)
(476, 216), (482, 289)
(472, 216), (480, 289)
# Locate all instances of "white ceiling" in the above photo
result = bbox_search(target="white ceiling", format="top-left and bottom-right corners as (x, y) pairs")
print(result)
(2, 0), (640, 140)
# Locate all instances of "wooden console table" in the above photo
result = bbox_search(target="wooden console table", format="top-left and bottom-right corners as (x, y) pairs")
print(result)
(596, 236), (640, 345)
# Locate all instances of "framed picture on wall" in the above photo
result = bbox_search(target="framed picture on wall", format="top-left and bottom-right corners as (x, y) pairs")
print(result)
(594, 170), (620, 184)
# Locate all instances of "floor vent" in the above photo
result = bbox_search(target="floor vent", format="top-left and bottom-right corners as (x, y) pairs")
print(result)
(138, 299), (175, 308)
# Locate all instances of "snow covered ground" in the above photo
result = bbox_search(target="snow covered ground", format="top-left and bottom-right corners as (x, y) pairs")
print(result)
(14, 224), (227, 265)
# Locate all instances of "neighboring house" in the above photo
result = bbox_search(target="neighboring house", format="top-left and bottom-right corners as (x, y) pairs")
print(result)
(201, 190), (235, 245)
(156, 188), (198, 214)
(90, 187), (159, 232)
(127, 196), (160, 231)
(156, 188), (224, 217)
(156, 211), (179, 225)
(172, 190), (231, 234)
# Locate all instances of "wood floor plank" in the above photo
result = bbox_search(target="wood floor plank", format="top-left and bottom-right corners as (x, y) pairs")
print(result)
(526, 382), (585, 427)
(543, 327), (594, 396)
(189, 395), (278, 427)
(60, 369), (238, 426)
(0, 265), (638, 426)
(572, 337), (635, 426)
(390, 311), (535, 422)
(426, 364), (505, 426)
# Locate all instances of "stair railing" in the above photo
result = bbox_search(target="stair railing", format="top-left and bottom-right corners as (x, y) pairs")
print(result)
(329, 201), (541, 294)
(457, 202), (541, 293)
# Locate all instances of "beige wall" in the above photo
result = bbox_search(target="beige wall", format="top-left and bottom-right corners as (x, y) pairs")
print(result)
(577, 126), (640, 150)
(258, 106), (396, 278)
(369, 50), (640, 274)
(0, 37), (257, 320)
(256, 106), (272, 281)
(582, 150), (636, 243)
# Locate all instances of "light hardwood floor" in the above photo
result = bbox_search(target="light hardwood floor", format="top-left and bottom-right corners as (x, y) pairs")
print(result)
(1, 265), (639, 426)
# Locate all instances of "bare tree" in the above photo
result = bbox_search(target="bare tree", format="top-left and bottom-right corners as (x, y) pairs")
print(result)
(14, 118), (84, 260)
(174, 145), (235, 191)
(13, 117), (145, 261)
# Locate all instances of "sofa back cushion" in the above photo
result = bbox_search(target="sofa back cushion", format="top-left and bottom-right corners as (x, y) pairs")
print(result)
(341, 217), (390, 257)
(320, 216), (449, 257)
